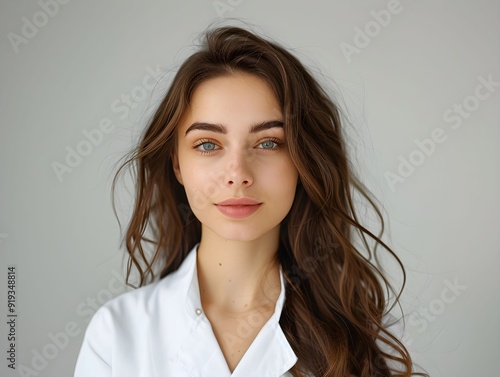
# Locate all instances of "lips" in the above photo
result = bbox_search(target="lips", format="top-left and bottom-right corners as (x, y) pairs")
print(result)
(215, 197), (263, 219)
(216, 197), (262, 206)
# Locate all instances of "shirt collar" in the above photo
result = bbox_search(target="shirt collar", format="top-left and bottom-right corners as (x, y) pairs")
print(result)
(177, 242), (298, 376)
(183, 242), (288, 320)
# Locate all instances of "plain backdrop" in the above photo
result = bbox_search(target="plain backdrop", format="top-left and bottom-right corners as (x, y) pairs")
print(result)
(1, 1), (499, 376)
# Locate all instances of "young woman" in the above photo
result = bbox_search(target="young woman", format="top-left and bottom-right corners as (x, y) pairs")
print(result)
(74, 26), (428, 377)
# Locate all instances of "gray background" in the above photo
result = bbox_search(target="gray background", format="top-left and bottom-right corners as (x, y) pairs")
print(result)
(1, 0), (499, 376)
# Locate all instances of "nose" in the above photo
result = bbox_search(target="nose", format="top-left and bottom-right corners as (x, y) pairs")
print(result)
(224, 150), (253, 188)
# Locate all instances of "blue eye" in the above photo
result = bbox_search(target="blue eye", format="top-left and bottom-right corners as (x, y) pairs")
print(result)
(193, 140), (219, 154)
(193, 138), (282, 155)
(258, 138), (282, 150)
(200, 142), (216, 151)
(260, 140), (277, 149)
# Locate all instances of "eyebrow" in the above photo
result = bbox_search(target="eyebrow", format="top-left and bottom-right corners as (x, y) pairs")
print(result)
(184, 120), (284, 136)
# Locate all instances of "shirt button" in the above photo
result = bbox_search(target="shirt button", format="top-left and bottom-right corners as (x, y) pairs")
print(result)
(195, 308), (202, 316)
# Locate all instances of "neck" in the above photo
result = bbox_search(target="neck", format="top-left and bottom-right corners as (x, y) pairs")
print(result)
(196, 226), (282, 316)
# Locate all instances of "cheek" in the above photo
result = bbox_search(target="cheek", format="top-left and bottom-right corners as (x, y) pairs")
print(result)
(182, 166), (224, 211)
(262, 159), (299, 195)
(279, 156), (299, 181)
(184, 185), (211, 214)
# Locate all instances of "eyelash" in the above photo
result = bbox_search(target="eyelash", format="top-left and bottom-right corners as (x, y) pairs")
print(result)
(192, 138), (284, 155)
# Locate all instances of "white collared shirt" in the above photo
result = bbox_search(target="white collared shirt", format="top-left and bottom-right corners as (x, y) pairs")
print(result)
(74, 242), (406, 376)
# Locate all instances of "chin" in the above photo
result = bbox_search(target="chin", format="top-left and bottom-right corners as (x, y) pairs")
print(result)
(206, 224), (274, 243)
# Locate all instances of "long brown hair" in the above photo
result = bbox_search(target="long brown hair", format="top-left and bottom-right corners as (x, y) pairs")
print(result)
(112, 25), (428, 377)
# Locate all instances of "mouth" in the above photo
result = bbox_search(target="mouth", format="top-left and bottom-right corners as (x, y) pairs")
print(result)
(216, 197), (262, 206)
(214, 203), (262, 219)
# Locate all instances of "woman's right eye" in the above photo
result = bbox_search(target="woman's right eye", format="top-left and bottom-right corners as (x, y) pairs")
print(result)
(193, 140), (219, 154)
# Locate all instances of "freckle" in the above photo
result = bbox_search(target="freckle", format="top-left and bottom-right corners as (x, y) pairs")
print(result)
(244, 304), (247, 307)
(219, 263), (222, 266)
(229, 279), (231, 282)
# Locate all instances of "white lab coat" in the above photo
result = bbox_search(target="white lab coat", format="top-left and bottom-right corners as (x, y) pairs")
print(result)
(73, 242), (406, 377)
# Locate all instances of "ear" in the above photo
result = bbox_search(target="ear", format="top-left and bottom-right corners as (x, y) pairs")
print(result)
(171, 150), (183, 185)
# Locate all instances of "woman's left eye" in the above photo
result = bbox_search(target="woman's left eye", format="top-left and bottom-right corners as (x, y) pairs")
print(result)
(257, 139), (282, 150)
(259, 140), (277, 149)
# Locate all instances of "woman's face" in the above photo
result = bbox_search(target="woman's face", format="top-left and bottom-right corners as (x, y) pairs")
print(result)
(172, 73), (299, 242)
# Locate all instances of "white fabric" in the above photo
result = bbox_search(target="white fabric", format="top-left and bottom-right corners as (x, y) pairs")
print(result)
(73, 242), (406, 376)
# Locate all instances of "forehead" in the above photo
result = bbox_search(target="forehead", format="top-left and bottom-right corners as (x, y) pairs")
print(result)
(178, 73), (283, 133)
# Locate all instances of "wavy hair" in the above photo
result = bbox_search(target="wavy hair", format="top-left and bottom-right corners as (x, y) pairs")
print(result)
(112, 25), (428, 377)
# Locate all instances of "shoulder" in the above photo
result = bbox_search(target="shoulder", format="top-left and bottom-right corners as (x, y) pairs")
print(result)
(83, 271), (185, 343)
(75, 273), (185, 371)
(81, 247), (197, 342)
(82, 277), (164, 335)
(74, 275), (179, 376)
(90, 269), (185, 327)
(99, 277), (165, 316)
